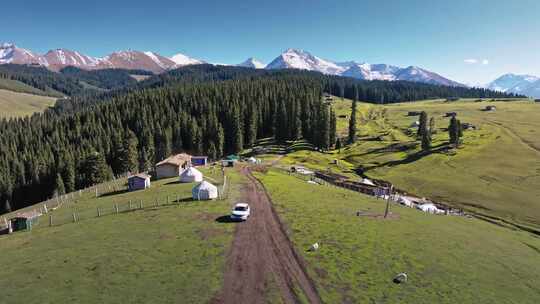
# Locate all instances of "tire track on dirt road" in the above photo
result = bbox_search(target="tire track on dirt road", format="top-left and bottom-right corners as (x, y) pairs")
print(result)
(212, 166), (322, 304)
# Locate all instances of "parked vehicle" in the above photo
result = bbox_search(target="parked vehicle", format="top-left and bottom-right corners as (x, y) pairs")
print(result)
(230, 203), (251, 221)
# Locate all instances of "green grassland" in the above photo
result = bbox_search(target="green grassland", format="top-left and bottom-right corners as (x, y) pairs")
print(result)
(283, 97), (540, 231)
(0, 89), (58, 118)
(0, 168), (241, 304)
(256, 169), (540, 303)
(0, 78), (64, 97)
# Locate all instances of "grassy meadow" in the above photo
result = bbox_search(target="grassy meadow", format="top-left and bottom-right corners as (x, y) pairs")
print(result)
(0, 89), (58, 118)
(0, 168), (241, 304)
(283, 97), (540, 231)
(256, 169), (540, 303)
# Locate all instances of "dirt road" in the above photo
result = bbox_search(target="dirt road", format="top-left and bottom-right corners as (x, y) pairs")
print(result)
(212, 166), (322, 304)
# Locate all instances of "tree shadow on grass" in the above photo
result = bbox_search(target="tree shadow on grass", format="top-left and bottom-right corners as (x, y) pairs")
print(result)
(174, 197), (193, 203)
(361, 143), (452, 173)
(164, 180), (185, 185)
(100, 189), (129, 197)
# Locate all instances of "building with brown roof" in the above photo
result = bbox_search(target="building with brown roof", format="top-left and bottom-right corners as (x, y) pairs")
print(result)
(156, 154), (191, 179)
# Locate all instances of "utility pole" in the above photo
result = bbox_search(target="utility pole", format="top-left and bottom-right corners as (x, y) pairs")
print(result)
(384, 184), (393, 218)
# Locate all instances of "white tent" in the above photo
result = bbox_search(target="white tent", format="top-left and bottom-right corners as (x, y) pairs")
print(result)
(192, 181), (218, 200)
(180, 167), (203, 183)
(360, 178), (376, 186)
(397, 196), (414, 207)
(417, 203), (442, 214)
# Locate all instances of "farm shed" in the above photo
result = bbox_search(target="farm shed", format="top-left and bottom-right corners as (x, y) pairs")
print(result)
(9, 212), (40, 231)
(180, 167), (203, 183)
(128, 173), (151, 191)
(222, 155), (239, 167)
(192, 181), (218, 200)
(191, 156), (208, 166)
(156, 153), (191, 178)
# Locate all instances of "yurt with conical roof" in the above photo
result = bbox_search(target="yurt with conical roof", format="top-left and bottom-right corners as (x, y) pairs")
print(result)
(180, 167), (203, 183)
(192, 181), (218, 200)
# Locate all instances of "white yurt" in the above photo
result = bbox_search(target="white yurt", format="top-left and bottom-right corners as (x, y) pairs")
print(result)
(192, 181), (218, 200)
(180, 167), (203, 183)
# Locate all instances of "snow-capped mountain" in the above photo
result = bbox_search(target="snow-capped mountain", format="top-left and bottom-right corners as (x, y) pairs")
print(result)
(102, 51), (177, 73)
(341, 63), (400, 81)
(0, 43), (48, 66)
(0, 43), (204, 74)
(266, 49), (345, 75)
(170, 53), (205, 66)
(486, 74), (540, 97)
(394, 66), (464, 87)
(0, 43), (466, 87)
(266, 49), (463, 86)
(44, 49), (101, 70)
(238, 57), (265, 69)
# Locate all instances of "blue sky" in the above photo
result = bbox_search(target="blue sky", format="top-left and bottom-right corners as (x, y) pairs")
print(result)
(1, 0), (539, 84)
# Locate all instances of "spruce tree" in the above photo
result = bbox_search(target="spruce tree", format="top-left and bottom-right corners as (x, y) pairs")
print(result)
(418, 111), (428, 137)
(62, 157), (76, 193)
(120, 130), (139, 173)
(421, 127), (432, 152)
(55, 173), (66, 196)
(81, 152), (110, 186)
(4, 200), (12, 213)
(348, 99), (357, 144)
(429, 117), (436, 134)
(449, 116), (459, 147)
(329, 107), (337, 147)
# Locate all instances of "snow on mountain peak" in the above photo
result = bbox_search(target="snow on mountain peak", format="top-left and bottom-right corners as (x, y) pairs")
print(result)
(170, 53), (204, 66)
(266, 48), (345, 75)
(238, 57), (265, 69)
(487, 73), (540, 97)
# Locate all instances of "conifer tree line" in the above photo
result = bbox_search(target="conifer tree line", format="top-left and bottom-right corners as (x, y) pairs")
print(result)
(0, 74), (334, 213)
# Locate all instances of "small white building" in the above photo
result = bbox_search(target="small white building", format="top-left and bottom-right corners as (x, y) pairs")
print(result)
(192, 181), (218, 200)
(180, 167), (203, 183)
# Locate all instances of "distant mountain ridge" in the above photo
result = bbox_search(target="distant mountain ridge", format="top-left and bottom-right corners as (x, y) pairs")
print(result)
(265, 49), (464, 87)
(0, 43), (477, 87)
(0, 43), (201, 74)
(486, 73), (540, 98)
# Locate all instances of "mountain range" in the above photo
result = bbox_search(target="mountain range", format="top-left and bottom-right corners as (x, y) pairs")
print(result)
(2, 43), (537, 94)
(486, 74), (540, 98)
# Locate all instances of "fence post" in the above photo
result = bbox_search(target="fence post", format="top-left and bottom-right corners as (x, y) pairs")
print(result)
(115, 204), (119, 214)
(155, 198), (158, 207)
(140, 200), (143, 209)
(97, 208), (101, 217)
(49, 215), (53, 226)
(72, 213), (77, 223)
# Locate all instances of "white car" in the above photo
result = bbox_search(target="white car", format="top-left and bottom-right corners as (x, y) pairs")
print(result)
(230, 203), (250, 221)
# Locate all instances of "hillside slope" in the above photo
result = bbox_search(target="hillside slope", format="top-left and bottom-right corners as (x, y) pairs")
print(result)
(285, 97), (540, 231)
(0, 89), (58, 118)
